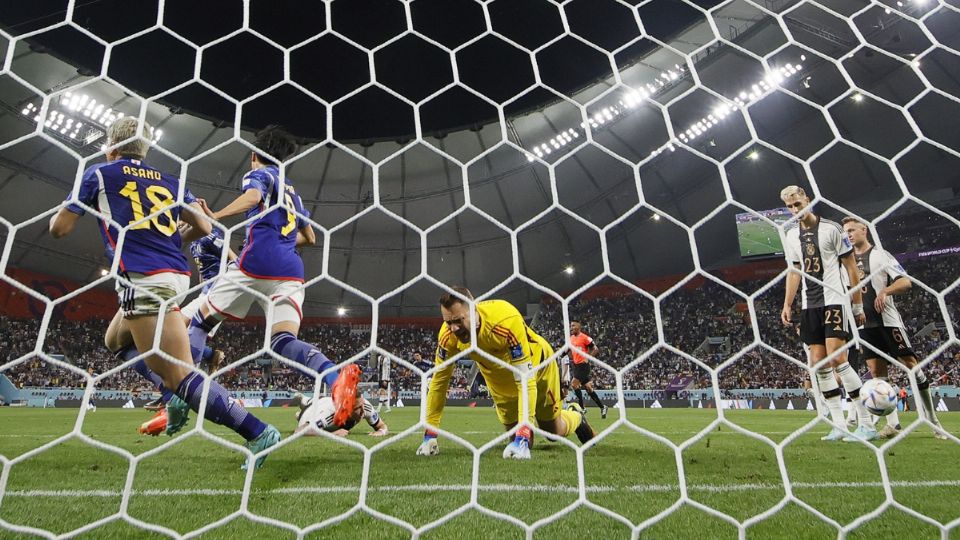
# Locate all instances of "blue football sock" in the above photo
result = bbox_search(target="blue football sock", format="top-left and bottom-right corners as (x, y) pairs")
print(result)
(188, 312), (217, 364)
(201, 346), (214, 363)
(270, 331), (338, 388)
(175, 371), (266, 441)
(124, 346), (165, 392)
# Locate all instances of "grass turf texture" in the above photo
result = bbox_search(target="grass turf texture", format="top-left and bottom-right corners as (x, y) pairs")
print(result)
(0, 407), (957, 539)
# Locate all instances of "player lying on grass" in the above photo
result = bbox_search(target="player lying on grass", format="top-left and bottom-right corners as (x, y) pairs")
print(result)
(293, 392), (389, 437)
(49, 117), (281, 469)
(416, 287), (596, 460)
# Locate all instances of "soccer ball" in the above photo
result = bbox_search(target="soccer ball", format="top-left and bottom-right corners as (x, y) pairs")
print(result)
(859, 379), (898, 416)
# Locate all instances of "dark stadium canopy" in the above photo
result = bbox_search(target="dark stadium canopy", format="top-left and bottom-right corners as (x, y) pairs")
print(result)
(0, 0), (959, 316)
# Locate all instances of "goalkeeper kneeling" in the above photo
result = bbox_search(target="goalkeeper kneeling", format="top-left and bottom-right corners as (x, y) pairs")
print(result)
(417, 287), (597, 459)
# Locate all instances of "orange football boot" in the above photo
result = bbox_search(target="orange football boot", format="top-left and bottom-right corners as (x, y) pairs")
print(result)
(138, 409), (168, 436)
(332, 364), (361, 427)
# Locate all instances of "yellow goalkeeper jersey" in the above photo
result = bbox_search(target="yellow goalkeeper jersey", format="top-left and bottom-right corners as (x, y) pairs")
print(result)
(426, 299), (554, 428)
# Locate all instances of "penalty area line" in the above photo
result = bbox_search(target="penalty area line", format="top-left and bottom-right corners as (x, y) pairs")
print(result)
(4, 480), (960, 498)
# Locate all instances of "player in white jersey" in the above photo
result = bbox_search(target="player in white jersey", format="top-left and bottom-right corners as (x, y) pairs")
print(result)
(377, 380), (391, 413)
(841, 217), (948, 440)
(294, 394), (388, 437)
(779, 186), (875, 442)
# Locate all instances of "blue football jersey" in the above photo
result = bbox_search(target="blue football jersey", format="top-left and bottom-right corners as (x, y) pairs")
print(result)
(236, 166), (309, 281)
(66, 158), (195, 275)
(190, 228), (225, 291)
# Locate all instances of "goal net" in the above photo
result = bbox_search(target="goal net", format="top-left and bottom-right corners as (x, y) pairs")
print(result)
(0, 0), (958, 537)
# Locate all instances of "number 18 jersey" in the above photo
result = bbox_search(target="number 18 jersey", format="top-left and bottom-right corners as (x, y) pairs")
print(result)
(65, 157), (195, 275)
(237, 166), (309, 282)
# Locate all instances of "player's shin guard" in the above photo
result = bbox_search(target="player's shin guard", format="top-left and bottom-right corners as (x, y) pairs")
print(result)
(188, 313), (219, 364)
(559, 408), (582, 436)
(271, 331), (338, 388)
(836, 362), (873, 429)
(175, 371), (266, 441)
(816, 368), (846, 428)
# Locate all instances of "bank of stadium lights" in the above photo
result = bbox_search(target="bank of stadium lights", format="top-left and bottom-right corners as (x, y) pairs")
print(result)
(523, 57), (808, 161)
(337, 307), (347, 316)
(563, 265), (575, 275)
(671, 58), (807, 153)
(525, 65), (687, 162)
(19, 91), (163, 147)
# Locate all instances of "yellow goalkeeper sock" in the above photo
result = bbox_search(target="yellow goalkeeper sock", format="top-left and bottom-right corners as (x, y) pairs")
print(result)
(560, 409), (582, 437)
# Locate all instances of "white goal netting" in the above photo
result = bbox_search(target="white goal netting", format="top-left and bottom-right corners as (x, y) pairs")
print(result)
(1, 0), (959, 538)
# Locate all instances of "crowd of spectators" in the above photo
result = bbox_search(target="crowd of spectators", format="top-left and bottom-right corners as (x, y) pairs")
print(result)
(2, 254), (958, 396)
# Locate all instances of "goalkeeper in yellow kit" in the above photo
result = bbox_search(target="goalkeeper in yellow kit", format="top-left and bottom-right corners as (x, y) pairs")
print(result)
(416, 287), (597, 459)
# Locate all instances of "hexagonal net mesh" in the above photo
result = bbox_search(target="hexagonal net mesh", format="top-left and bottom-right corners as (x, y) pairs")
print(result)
(0, 0), (959, 538)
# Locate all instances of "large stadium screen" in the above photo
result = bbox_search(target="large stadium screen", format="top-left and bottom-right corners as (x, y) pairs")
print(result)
(736, 208), (792, 258)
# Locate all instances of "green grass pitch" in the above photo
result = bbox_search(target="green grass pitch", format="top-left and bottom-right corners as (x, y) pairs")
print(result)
(738, 220), (784, 258)
(0, 407), (957, 539)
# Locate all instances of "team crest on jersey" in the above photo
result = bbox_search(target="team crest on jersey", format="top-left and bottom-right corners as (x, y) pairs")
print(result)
(805, 243), (816, 255)
(510, 344), (524, 359)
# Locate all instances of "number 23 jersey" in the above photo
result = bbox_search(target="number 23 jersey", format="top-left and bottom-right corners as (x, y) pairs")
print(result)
(783, 216), (852, 309)
(65, 158), (195, 275)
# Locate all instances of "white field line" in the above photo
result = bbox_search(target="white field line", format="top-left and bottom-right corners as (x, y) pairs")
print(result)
(4, 480), (959, 498)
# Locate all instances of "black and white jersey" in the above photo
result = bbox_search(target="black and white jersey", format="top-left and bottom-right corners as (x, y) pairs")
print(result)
(298, 396), (380, 432)
(855, 247), (908, 329)
(784, 216), (853, 309)
(378, 356), (391, 382)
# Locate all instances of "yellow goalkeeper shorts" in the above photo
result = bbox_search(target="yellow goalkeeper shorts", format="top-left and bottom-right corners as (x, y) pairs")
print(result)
(492, 345), (562, 425)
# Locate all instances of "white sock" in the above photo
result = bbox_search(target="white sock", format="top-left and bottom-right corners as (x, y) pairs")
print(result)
(836, 362), (874, 429)
(845, 399), (859, 425)
(809, 377), (829, 417)
(876, 378), (901, 428)
(816, 368), (846, 428)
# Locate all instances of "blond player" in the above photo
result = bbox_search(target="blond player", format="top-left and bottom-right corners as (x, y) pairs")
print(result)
(779, 186), (873, 442)
(416, 287), (596, 459)
(841, 216), (947, 440)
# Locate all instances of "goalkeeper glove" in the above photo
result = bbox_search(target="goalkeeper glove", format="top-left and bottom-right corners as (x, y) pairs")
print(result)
(502, 426), (532, 460)
(416, 429), (439, 456)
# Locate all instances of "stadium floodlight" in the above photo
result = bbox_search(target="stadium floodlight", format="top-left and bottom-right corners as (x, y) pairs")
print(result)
(526, 59), (805, 161)
(17, 91), (163, 148)
(653, 213), (662, 221)
(337, 307), (347, 316)
(852, 93), (864, 102)
(747, 150), (760, 160)
(563, 265), (575, 275)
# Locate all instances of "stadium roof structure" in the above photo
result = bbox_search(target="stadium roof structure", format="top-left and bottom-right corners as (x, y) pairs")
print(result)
(0, 0), (958, 316)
